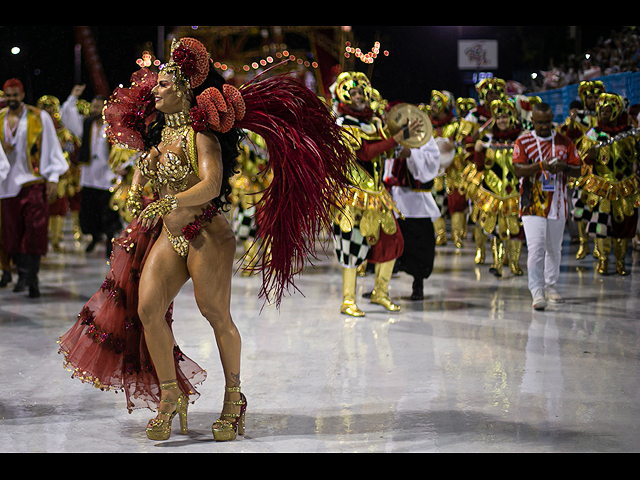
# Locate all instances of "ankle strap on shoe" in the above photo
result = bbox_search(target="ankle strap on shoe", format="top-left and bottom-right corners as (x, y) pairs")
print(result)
(225, 386), (241, 394)
(160, 381), (180, 391)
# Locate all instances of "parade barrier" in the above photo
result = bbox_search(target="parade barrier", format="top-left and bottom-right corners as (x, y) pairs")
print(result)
(532, 71), (640, 123)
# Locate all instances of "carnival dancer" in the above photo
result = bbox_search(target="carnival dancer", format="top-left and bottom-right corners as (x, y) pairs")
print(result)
(0, 79), (69, 298)
(386, 134), (441, 300)
(456, 97), (476, 121)
(561, 81), (605, 261)
(471, 99), (525, 277)
(576, 92), (640, 275)
(330, 72), (422, 317)
(37, 95), (82, 252)
(464, 78), (508, 264)
(58, 37), (354, 443)
(513, 103), (582, 310)
(429, 90), (468, 248)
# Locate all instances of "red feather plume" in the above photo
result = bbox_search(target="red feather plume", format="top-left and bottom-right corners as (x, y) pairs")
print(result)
(236, 73), (355, 308)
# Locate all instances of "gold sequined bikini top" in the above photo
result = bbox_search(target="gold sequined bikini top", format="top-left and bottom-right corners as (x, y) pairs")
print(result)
(138, 127), (200, 192)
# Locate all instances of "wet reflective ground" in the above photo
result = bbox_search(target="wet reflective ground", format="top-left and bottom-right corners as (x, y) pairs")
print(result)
(1, 226), (639, 453)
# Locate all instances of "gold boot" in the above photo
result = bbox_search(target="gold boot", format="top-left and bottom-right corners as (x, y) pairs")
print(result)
(474, 227), (487, 265)
(576, 221), (591, 260)
(71, 211), (82, 242)
(451, 212), (466, 249)
(357, 260), (368, 278)
(508, 240), (524, 276)
(614, 238), (629, 276)
(241, 240), (260, 277)
(489, 238), (504, 277)
(434, 217), (447, 246)
(212, 387), (247, 442)
(341, 267), (365, 317)
(48, 215), (64, 253)
(370, 261), (401, 312)
(146, 381), (189, 441)
(596, 238), (611, 275)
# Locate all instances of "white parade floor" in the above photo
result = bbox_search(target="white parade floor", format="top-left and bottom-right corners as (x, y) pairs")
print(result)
(1, 219), (639, 453)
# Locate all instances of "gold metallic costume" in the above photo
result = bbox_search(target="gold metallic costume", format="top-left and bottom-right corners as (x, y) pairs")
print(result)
(465, 100), (523, 276)
(463, 78), (508, 264)
(576, 93), (640, 275)
(566, 81), (605, 260)
(37, 95), (82, 251)
(428, 91), (471, 248)
(230, 132), (273, 276)
(332, 72), (403, 316)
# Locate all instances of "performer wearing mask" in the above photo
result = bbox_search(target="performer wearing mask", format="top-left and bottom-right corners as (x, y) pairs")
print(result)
(0, 79), (68, 297)
(577, 92), (640, 275)
(428, 90), (468, 249)
(561, 81), (605, 261)
(331, 72), (422, 317)
(471, 99), (525, 277)
(464, 78), (507, 265)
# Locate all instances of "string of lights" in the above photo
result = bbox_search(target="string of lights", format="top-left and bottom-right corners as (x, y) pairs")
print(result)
(344, 41), (389, 64)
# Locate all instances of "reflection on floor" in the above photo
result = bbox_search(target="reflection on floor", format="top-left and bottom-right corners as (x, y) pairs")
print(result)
(1, 223), (639, 453)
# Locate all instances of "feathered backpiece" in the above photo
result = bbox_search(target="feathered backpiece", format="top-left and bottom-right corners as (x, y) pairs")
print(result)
(103, 38), (356, 309)
(235, 73), (355, 308)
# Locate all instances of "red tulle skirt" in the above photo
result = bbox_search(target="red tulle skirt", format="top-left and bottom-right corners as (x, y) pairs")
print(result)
(58, 218), (207, 413)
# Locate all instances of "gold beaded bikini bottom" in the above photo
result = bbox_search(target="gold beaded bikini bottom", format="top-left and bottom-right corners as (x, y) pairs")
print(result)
(163, 203), (220, 259)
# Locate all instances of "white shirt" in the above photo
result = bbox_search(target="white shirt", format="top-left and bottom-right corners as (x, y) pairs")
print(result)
(387, 137), (442, 220)
(60, 94), (84, 138)
(0, 142), (9, 182)
(60, 96), (115, 190)
(80, 121), (116, 190)
(0, 105), (69, 199)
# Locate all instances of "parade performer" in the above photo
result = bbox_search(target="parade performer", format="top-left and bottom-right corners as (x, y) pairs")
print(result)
(0, 79), (69, 298)
(429, 90), (468, 248)
(74, 96), (124, 257)
(386, 134), (441, 300)
(456, 97), (477, 121)
(60, 86), (92, 243)
(464, 78), (507, 264)
(513, 103), (582, 310)
(58, 37), (354, 442)
(576, 92), (640, 275)
(0, 144), (9, 286)
(230, 131), (272, 276)
(470, 99), (525, 277)
(330, 72), (421, 317)
(37, 95), (82, 252)
(562, 81), (605, 261)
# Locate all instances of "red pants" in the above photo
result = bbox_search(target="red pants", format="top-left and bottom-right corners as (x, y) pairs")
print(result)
(367, 217), (405, 264)
(448, 189), (468, 215)
(1, 183), (50, 256)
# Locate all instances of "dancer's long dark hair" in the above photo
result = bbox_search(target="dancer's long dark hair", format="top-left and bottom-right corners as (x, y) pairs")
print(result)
(144, 68), (242, 212)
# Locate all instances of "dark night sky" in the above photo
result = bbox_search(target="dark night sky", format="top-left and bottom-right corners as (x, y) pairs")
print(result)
(0, 26), (626, 106)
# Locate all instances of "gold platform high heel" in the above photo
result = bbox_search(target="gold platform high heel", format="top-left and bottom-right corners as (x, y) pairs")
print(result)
(146, 381), (189, 441)
(212, 387), (247, 442)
